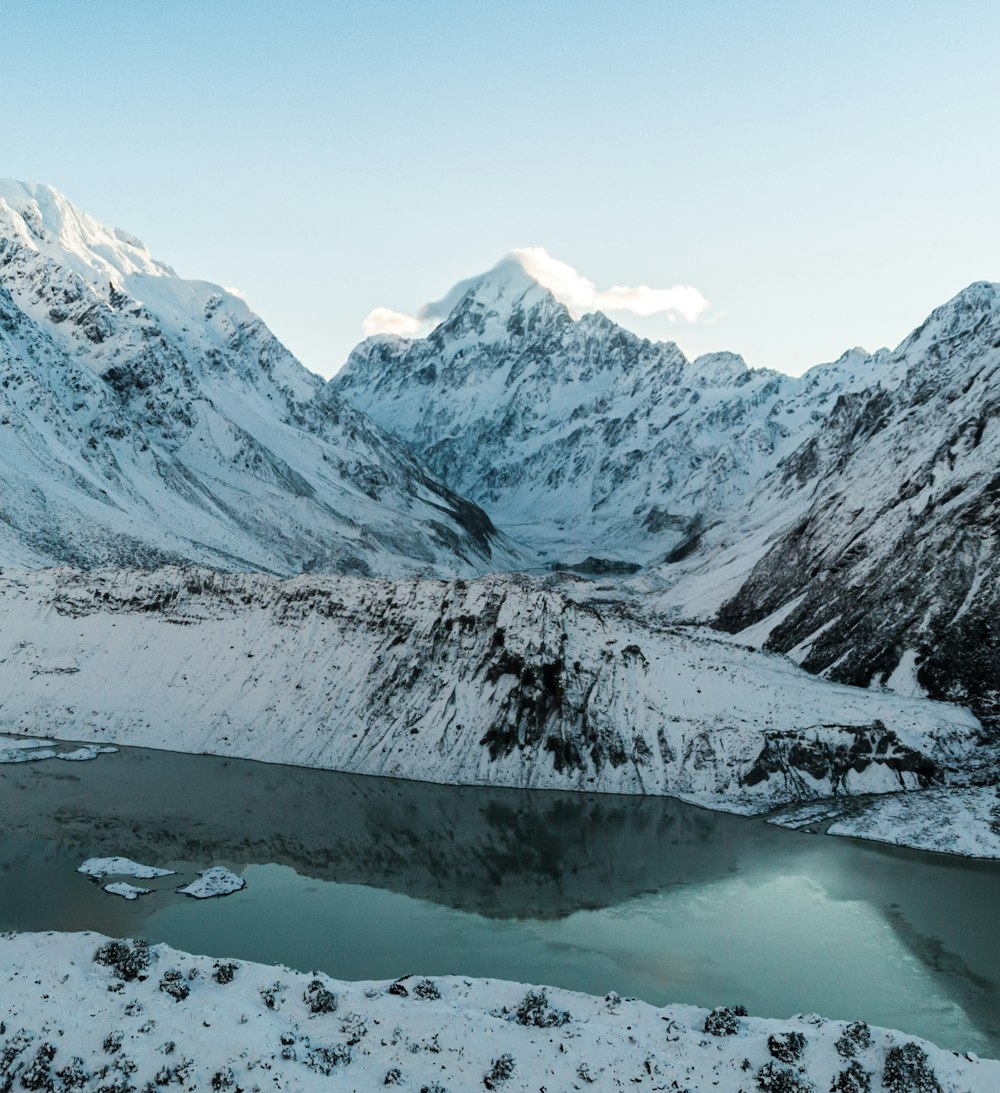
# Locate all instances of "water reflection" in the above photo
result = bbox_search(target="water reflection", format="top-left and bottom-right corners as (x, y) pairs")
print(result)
(1, 745), (999, 1056)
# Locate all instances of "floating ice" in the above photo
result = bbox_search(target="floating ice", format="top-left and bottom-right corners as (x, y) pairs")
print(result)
(57, 746), (119, 762)
(178, 866), (246, 899)
(79, 857), (176, 880)
(102, 882), (150, 900)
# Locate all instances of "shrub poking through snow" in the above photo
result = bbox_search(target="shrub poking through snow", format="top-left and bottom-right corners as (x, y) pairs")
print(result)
(412, 978), (441, 1001)
(19, 1042), (56, 1090)
(213, 962), (238, 985)
(158, 970), (190, 1002)
(767, 1031), (806, 1064)
(102, 1030), (123, 1054)
(304, 978), (338, 1015)
(304, 1043), (352, 1075)
(94, 939), (151, 982)
(833, 1059), (872, 1093)
(484, 1052), (516, 1087)
(56, 1056), (90, 1089)
(835, 1021), (873, 1058)
(703, 1005), (748, 1037)
(339, 1013), (368, 1045)
(211, 1066), (235, 1090)
(384, 1067), (402, 1085)
(883, 1043), (942, 1093)
(259, 982), (285, 1010)
(756, 1061), (816, 1092)
(507, 989), (570, 1028)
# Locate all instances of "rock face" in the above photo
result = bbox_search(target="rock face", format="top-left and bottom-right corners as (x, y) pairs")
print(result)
(0, 566), (985, 816)
(0, 181), (510, 578)
(717, 283), (1000, 728)
(332, 254), (895, 565)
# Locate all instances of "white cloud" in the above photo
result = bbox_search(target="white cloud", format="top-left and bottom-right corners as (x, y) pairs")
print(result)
(361, 249), (709, 340)
(511, 247), (709, 322)
(362, 306), (422, 338)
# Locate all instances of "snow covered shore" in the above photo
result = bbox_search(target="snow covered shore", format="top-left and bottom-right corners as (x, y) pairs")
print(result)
(0, 566), (993, 855)
(0, 931), (995, 1091)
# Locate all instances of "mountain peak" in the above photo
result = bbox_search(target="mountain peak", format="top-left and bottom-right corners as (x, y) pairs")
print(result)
(419, 252), (559, 326)
(0, 178), (174, 286)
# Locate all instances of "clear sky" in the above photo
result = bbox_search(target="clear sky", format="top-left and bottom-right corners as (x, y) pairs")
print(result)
(4, 0), (1000, 377)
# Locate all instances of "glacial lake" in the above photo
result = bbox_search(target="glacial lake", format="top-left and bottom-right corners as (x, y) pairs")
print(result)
(1, 743), (999, 1058)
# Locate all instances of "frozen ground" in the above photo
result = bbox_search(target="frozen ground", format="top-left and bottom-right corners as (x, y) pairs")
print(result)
(0, 931), (995, 1092)
(772, 785), (1000, 858)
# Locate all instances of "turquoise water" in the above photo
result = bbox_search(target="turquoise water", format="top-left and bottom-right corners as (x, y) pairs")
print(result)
(1, 745), (998, 1056)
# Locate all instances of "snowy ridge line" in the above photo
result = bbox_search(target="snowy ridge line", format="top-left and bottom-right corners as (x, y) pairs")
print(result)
(0, 931), (996, 1090)
(0, 179), (516, 579)
(0, 567), (990, 845)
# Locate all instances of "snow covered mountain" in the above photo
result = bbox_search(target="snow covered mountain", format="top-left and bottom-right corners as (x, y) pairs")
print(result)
(332, 254), (897, 567)
(718, 282), (1000, 727)
(333, 256), (1000, 733)
(0, 181), (511, 577)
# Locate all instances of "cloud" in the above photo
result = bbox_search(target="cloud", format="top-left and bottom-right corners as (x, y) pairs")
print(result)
(362, 306), (422, 338)
(361, 249), (710, 339)
(511, 247), (709, 322)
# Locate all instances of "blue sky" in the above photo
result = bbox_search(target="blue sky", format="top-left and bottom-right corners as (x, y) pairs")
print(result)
(4, 0), (1000, 376)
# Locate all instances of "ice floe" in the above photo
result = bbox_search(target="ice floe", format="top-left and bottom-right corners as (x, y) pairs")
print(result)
(178, 866), (246, 899)
(78, 857), (176, 880)
(101, 882), (150, 900)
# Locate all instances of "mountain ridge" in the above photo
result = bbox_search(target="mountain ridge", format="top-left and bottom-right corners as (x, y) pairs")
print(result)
(0, 180), (515, 577)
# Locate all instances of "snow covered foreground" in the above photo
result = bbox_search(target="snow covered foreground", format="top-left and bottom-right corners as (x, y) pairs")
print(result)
(0, 931), (995, 1092)
(0, 567), (990, 837)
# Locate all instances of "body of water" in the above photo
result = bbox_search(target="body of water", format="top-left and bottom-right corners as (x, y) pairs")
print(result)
(1, 744), (998, 1056)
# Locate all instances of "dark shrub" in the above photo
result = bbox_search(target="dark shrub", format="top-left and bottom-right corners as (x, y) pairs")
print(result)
(703, 1005), (748, 1036)
(883, 1043), (941, 1093)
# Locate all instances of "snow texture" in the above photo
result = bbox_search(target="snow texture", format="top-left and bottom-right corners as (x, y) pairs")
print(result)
(773, 785), (1000, 859)
(0, 931), (995, 1090)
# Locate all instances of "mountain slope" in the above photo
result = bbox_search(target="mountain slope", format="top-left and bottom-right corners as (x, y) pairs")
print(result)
(0, 181), (510, 577)
(717, 282), (1000, 726)
(332, 255), (898, 566)
(0, 566), (987, 829)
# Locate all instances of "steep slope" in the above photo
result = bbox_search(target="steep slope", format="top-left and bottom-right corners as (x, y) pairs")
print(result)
(0, 181), (509, 577)
(717, 283), (1000, 727)
(332, 255), (897, 566)
(0, 566), (988, 829)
